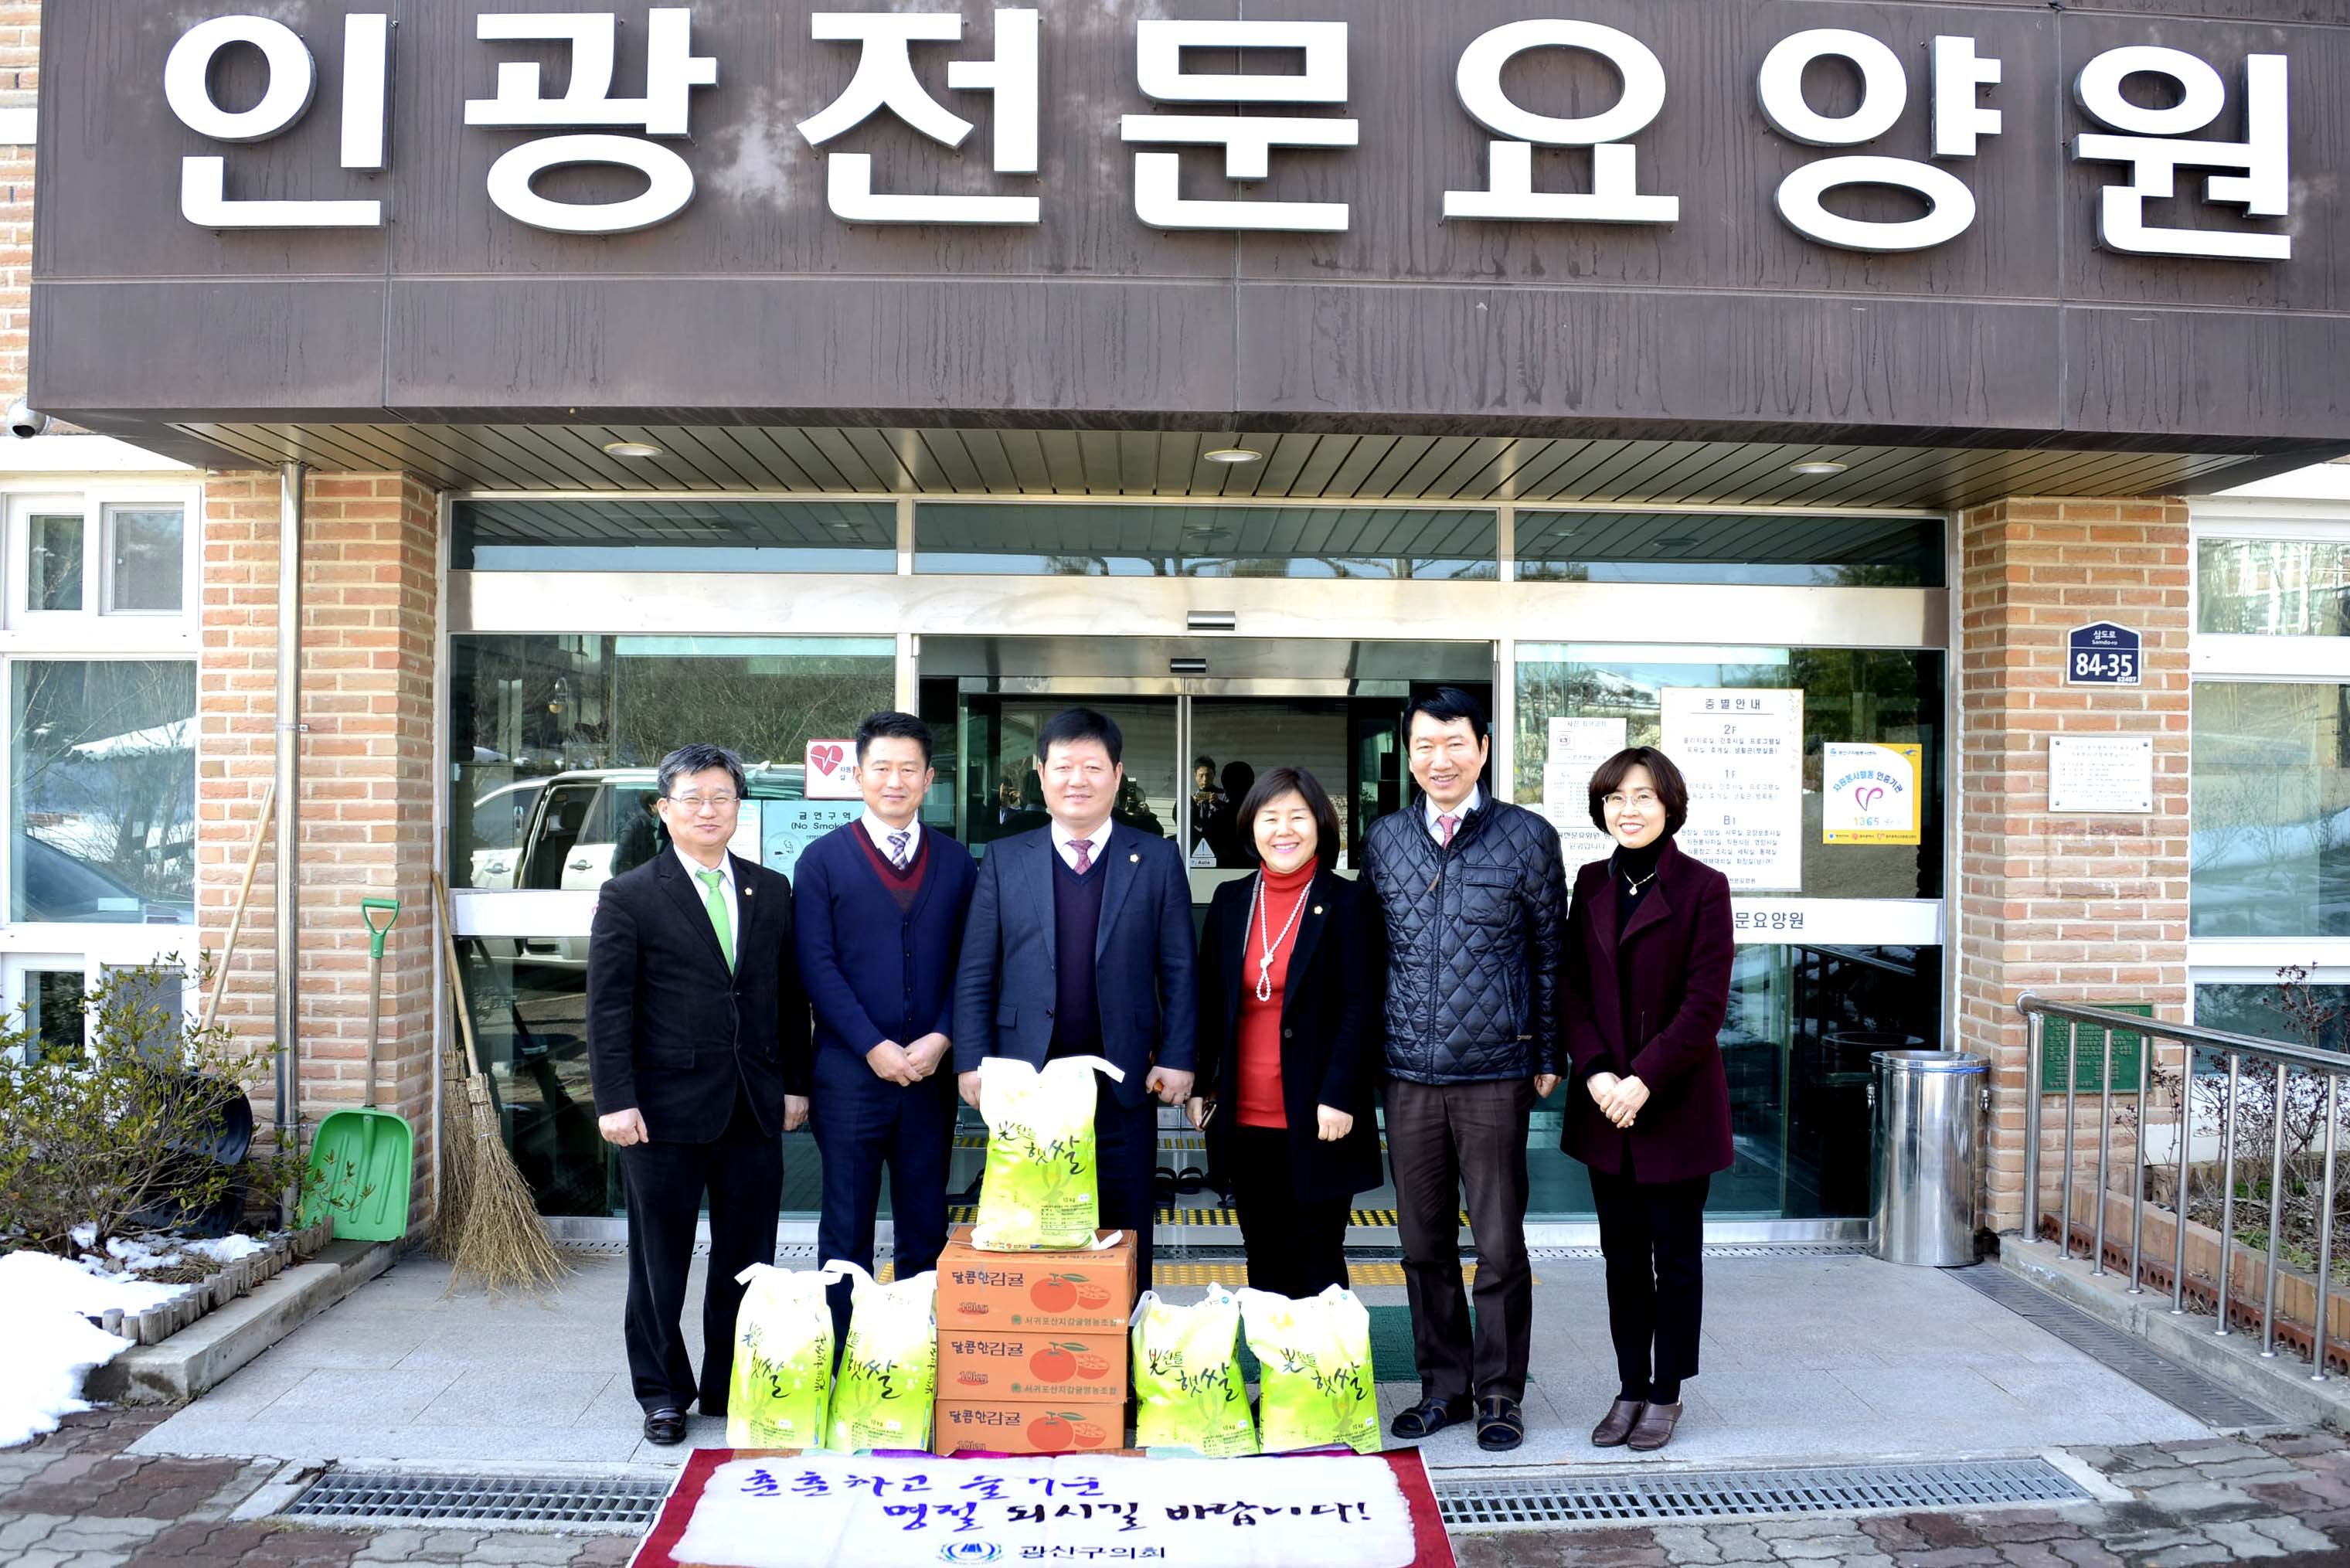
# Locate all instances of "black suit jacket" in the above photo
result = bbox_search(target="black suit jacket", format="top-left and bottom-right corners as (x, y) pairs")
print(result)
(587, 849), (812, 1143)
(1195, 868), (1385, 1202)
(1560, 838), (1736, 1182)
(951, 826), (1198, 1111)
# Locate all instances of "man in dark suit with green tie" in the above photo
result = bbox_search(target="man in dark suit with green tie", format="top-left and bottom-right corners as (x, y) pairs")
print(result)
(587, 743), (811, 1446)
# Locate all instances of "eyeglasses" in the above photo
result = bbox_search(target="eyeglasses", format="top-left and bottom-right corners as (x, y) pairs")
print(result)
(665, 793), (739, 810)
(1603, 790), (1661, 811)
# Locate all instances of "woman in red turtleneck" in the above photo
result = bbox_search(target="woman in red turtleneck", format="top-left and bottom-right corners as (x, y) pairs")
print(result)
(1187, 766), (1385, 1298)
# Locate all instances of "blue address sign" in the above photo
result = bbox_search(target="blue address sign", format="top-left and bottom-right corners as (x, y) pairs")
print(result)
(2066, 621), (2141, 685)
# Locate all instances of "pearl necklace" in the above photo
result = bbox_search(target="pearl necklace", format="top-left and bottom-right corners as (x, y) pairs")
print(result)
(1247, 869), (1311, 1002)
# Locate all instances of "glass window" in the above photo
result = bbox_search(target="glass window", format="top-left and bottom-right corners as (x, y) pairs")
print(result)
(28, 514), (83, 612)
(454, 938), (981, 1219)
(915, 503), (1498, 580)
(12, 661), (197, 923)
(2195, 978), (2350, 1055)
(447, 635), (896, 888)
(957, 697), (1179, 857)
(1513, 644), (1945, 899)
(1518, 512), (1944, 587)
(2199, 537), (2350, 638)
(104, 506), (184, 612)
(25, 968), (83, 1063)
(453, 498), (896, 573)
(2190, 681), (2350, 937)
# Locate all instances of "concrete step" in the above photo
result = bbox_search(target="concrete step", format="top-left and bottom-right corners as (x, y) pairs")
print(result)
(85, 1237), (399, 1405)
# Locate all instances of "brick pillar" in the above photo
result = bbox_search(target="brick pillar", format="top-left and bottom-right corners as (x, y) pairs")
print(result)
(199, 471), (441, 1233)
(0, 0), (39, 406)
(1959, 497), (2192, 1235)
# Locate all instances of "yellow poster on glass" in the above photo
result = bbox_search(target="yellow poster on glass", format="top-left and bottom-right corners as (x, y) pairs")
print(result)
(1822, 743), (1922, 845)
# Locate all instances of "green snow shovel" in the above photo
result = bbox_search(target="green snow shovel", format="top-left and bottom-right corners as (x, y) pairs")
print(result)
(303, 895), (413, 1242)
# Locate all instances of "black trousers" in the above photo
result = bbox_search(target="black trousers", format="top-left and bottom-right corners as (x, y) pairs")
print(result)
(1093, 1074), (1159, 1298)
(615, 1082), (782, 1415)
(812, 1049), (956, 1345)
(1589, 1167), (1709, 1401)
(1228, 1124), (1350, 1298)
(1385, 1077), (1535, 1404)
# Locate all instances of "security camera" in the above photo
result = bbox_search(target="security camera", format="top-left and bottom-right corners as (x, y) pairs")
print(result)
(5, 401), (49, 440)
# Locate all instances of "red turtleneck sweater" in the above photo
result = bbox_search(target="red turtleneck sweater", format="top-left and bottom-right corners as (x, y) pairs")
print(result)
(1236, 857), (1318, 1128)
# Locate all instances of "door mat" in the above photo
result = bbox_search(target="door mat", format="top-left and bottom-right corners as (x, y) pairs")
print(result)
(632, 1447), (1454, 1568)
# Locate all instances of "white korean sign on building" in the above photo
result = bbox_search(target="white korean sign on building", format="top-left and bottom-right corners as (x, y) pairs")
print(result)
(1661, 688), (1804, 893)
(1540, 716), (1626, 869)
(151, 9), (2297, 260)
(2048, 734), (2156, 815)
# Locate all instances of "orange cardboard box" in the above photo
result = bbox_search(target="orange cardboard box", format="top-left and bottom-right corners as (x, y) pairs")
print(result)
(935, 1226), (1138, 1335)
(933, 1397), (1124, 1456)
(938, 1328), (1127, 1402)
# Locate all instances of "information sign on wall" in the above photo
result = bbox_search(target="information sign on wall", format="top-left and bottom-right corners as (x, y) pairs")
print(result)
(2039, 1002), (2151, 1094)
(2047, 735), (2154, 814)
(1660, 688), (1804, 892)
(1540, 716), (1626, 869)
(803, 738), (862, 800)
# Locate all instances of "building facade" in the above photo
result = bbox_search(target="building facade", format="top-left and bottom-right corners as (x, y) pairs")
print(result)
(11, 0), (2350, 1245)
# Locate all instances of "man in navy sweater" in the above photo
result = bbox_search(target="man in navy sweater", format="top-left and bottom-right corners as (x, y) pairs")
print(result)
(795, 711), (978, 1342)
(953, 707), (1197, 1294)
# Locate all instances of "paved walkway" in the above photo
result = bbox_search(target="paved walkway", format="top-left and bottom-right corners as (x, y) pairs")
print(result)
(125, 1249), (2206, 1471)
(12, 1411), (2350, 1568)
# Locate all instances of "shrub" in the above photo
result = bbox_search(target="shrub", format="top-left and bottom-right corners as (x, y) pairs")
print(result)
(0, 961), (294, 1254)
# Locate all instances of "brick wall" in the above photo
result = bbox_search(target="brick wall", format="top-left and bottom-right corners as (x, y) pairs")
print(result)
(0, 0), (34, 405)
(199, 471), (442, 1234)
(1959, 497), (2193, 1235)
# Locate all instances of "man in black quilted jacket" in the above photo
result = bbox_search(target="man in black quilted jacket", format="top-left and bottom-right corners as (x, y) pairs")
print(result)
(1365, 686), (1566, 1454)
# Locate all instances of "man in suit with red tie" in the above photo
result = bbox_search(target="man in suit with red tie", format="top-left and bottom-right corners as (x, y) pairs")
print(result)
(952, 707), (1198, 1294)
(795, 712), (978, 1346)
(587, 743), (811, 1447)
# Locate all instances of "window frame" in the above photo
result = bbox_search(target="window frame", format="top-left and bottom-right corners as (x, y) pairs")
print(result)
(98, 499), (193, 617)
(2187, 498), (2350, 978)
(0, 476), (204, 1034)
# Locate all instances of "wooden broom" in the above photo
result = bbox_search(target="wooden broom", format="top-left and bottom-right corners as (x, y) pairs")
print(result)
(431, 870), (568, 1292)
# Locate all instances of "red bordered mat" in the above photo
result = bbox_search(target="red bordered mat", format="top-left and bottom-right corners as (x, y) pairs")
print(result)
(631, 1447), (1454, 1568)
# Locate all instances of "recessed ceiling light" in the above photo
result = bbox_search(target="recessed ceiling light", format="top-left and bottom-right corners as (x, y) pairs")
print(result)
(1202, 447), (1263, 464)
(602, 440), (664, 459)
(1791, 460), (1848, 476)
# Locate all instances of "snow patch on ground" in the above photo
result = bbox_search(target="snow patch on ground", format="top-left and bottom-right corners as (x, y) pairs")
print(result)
(0, 1252), (172, 1449)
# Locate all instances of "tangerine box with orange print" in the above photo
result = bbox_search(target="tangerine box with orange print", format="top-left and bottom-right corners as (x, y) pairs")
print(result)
(931, 1397), (1124, 1456)
(938, 1328), (1126, 1402)
(936, 1226), (1137, 1334)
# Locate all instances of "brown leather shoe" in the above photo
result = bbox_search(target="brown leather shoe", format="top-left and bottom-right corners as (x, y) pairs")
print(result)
(1627, 1400), (1682, 1451)
(1590, 1399), (1644, 1447)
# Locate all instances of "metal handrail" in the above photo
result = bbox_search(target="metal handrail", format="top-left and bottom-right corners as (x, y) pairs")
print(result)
(2016, 992), (2346, 1381)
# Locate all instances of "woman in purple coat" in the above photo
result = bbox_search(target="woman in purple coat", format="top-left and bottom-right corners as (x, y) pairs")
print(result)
(1562, 747), (1735, 1454)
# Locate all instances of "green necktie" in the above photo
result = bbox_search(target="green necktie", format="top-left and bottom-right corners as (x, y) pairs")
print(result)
(695, 866), (735, 971)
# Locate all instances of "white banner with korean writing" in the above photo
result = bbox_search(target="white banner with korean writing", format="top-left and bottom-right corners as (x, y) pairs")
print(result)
(1659, 687), (1804, 893)
(645, 1451), (1451, 1568)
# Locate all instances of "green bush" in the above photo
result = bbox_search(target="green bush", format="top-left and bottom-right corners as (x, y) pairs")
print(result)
(0, 961), (294, 1255)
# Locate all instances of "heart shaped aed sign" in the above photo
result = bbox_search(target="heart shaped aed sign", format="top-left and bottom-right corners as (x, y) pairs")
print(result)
(811, 744), (845, 777)
(804, 739), (862, 800)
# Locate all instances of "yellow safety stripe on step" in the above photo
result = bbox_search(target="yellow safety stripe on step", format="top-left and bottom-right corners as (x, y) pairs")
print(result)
(878, 1261), (1531, 1286)
(944, 1206), (1462, 1226)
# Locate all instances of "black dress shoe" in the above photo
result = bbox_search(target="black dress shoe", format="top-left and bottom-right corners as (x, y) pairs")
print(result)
(1389, 1396), (1472, 1440)
(643, 1407), (687, 1446)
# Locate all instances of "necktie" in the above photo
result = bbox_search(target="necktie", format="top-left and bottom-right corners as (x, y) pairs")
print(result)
(1438, 814), (1459, 847)
(1070, 838), (1093, 875)
(695, 867), (735, 971)
(888, 829), (912, 869)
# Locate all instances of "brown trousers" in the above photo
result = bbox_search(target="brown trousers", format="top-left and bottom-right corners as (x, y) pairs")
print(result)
(1384, 1075), (1535, 1404)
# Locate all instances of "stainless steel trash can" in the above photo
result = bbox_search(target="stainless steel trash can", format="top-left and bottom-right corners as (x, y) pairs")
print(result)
(1869, 1049), (1990, 1267)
